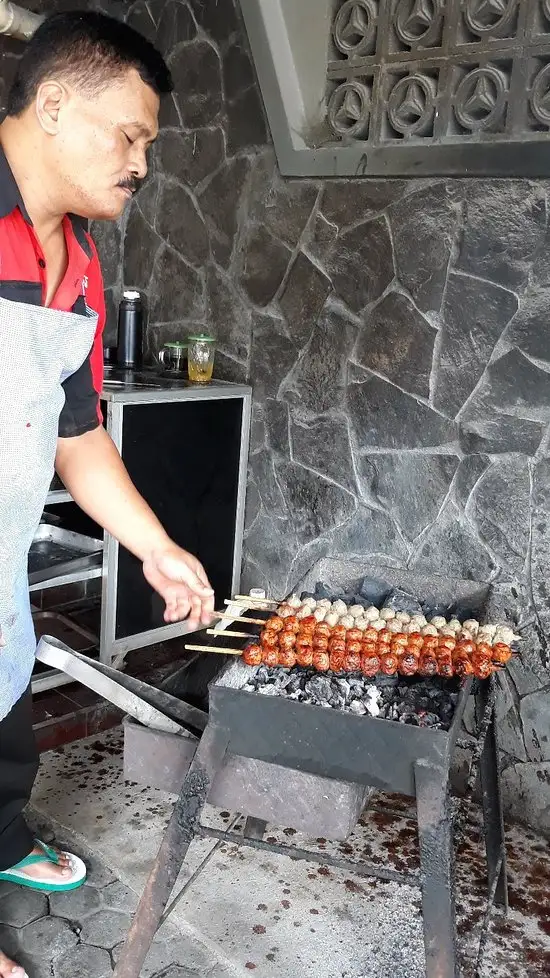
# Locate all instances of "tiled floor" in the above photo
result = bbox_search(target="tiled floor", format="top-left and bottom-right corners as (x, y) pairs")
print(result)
(18, 727), (550, 978)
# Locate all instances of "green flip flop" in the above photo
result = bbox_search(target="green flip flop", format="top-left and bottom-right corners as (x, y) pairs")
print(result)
(0, 839), (87, 892)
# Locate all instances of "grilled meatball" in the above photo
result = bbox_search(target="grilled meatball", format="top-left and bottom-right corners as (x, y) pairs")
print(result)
(243, 644), (263, 666)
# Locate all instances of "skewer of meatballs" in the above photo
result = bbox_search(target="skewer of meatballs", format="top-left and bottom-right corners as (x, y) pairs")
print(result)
(240, 607), (517, 679)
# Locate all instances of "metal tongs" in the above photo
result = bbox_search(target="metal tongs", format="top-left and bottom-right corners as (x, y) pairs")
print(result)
(36, 636), (207, 736)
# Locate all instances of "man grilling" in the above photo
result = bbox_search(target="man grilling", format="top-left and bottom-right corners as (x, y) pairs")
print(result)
(0, 12), (213, 976)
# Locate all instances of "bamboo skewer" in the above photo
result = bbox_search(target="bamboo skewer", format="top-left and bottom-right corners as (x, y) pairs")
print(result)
(207, 629), (251, 639)
(185, 644), (242, 656)
(214, 613), (266, 626)
(229, 595), (280, 606)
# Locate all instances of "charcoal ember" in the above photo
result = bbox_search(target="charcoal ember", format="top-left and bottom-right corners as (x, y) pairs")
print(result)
(422, 601), (450, 620)
(358, 575), (390, 605)
(300, 591), (317, 601)
(257, 684), (281, 696)
(334, 677), (351, 700)
(305, 675), (333, 703)
(384, 588), (423, 615)
(254, 666), (270, 685)
(330, 691), (347, 709)
(349, 700), (367, 715)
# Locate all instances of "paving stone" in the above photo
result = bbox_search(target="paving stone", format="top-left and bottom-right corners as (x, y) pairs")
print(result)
(356, 291), (436, 399)
(433, 272), (518, 418)
(279, 251), (332, 348)
(359, 454), (459, 541)
(19, 915), (78, 958)
(226, 82), (269, 155)
(239, 224), (292, 307)
(331, 505), (408, 563)
(90, 219), (122, 290)
(155, 0), (196, 55)
(199, 157), (251, 267)
(411, 501), (497, 581)
(290, 414), (357, 494)
(55, 942), (113, 978)
(389, 182), (457, 313)
(169, 40), (223, 128)
(113, 933), (215, 977)
(273, 460), (357, 546)
(79, 907), (133, 950)
(157, 182), (210, 268)
(155, 128), (225, 189)
(520, 691), (550, 763)
(327, 215), (394, 313)
(100, 881), (140, 915)
(123, 205), (162, 292)
(189, 0), (240, 42)
(467, 457), (531, 575)
(206, 263), (252, 361)
(456, 180), (546, 290)
(320, 179), (407, 227)
(249, 312), (299, 402)
(50, 883), (101, 920)
(282, 302), (357, 415)
(0, 888), (48, 927)
(149, 245), (204, 323)
(347, 373), (457, 450)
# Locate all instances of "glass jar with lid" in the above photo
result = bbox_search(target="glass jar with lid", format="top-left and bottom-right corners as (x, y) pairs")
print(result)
(158, 341), (187, 375)
(187, 334), (216, 383)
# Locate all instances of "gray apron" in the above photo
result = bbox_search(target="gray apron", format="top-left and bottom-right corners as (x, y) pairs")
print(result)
(0, 295), (97, 720)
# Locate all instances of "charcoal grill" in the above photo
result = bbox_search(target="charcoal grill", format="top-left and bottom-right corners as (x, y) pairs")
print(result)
(114, 651), (507, 978)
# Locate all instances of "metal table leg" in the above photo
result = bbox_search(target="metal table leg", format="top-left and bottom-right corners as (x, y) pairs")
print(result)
(475, 680), (508, 911)
(113, 723), (230, 978)
(415, 760), (458, 978)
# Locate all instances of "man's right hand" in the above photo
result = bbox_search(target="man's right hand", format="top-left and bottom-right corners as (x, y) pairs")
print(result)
(0, 949), (27, 977)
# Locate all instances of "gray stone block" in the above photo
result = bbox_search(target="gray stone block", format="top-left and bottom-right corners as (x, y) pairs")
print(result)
(20, 915), (78, 958)
(55, 943), (113, 978)
(79, 908), (133, 950)
(101, 881), (140, 915)
(113, 934), (216, 978)
(50, 884), (101, 921)
(520, 691), (550, 762)
(0, 888), (48, 927)
(501, 761), (550, 835)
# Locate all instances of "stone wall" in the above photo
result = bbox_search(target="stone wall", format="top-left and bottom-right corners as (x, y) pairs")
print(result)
(2, 0), (550, 833)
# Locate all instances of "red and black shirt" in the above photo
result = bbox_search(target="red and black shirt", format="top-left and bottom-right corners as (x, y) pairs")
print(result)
(0, 145), (105, 436)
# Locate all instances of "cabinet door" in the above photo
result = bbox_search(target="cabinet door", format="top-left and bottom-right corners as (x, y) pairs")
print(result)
(114, 397), (244, 640)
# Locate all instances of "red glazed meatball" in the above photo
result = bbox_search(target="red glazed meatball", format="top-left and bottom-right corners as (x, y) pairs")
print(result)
(312, 650), (330, 672)
(242, 644), (263, 666)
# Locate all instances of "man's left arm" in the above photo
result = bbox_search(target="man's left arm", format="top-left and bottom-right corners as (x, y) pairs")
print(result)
(55, 426), (214, 628)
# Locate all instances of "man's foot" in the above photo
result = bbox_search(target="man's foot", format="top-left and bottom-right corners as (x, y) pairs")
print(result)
(0, 840), (86, 892)
(12, 844), (72, 884)
(0, 950), (27, 977)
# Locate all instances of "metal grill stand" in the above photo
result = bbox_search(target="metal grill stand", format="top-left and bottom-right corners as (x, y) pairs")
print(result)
(113, 673), (508, 978)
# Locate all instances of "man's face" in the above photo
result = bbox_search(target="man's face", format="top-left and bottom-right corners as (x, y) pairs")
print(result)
(48, 68), (159, 221)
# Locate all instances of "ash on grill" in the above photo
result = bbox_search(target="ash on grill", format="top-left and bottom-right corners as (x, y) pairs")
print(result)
(244, 666), (460, 730)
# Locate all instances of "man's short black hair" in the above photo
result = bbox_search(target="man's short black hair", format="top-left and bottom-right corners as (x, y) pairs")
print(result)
(7, 10), (172, 116)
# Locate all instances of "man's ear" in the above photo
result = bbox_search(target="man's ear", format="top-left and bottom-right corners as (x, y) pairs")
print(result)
(35, 80), (69, 135)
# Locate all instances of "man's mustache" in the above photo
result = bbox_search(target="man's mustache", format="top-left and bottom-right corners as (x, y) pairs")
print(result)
(117, 177), (143, 194)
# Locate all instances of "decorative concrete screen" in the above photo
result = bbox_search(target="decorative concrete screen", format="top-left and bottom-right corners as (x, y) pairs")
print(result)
(239, 0), (550, 177)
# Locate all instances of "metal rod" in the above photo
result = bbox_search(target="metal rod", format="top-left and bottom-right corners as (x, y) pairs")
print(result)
(113, 725), (230, 978)
(184, 644), (243, 656)
(198, 826), (420, 887)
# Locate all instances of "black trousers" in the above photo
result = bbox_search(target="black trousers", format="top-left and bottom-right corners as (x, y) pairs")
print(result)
(0, 687), (38, 871)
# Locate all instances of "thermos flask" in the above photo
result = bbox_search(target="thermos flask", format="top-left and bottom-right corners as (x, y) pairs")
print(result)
(117, 290), (143, 368)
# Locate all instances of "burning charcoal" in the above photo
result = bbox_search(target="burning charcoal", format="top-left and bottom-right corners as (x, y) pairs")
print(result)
(305, 675), (333, 704)
(358, 576), (390, 605)
(254, 666), (270, 685)
(384, 588), (423, 615)
(349, 700), (367, 715)
(334, 677), (351, 700)
(257, 684), (281, 696)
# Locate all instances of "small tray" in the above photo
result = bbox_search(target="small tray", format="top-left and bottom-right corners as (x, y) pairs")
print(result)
(28, 525), (103, 588)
